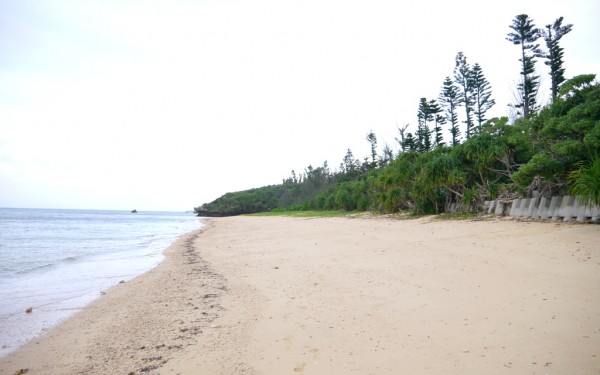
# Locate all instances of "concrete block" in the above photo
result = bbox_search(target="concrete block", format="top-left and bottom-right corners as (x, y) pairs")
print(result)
(592, 204), (600, 223)
(559, 196), (576, 222)
(549, 196), (563, 220)
(589, 204), (600, 220)
(513, 199), (523, 216)
(583, 201), (600, 220)
(510, 199), (521, 216)
(487, 200), (496, 214)
(576, 197), (588, 222)
(527, 197), (539, 218)
(519, 198), (531, 217)
(536, 196), (550, 219)
(495, 201), (505, 216)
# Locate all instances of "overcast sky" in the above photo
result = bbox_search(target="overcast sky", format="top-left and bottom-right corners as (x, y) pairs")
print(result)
(1, 0), (598, 211)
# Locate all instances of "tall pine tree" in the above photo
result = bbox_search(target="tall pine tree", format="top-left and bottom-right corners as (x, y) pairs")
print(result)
(539, 17), (573, 102)
(402, 132), (416, 153)
(428, 99), (445, 147)
(395, 123), (410, 153)
(365, 131), (378, 169)
(454, 52), (475, 139)
(507, 14), (541, 119)
(471, 63), (495, 129)
(416, 98), (433, 153)
(439, 76), (462, 146)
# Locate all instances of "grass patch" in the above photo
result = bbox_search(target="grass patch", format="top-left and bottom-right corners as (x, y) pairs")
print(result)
(248, 210), (481, 220)
(248, 210), (361, 218)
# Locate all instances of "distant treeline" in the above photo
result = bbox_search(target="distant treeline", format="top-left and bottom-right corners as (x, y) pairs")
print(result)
(194, 15), (599, 217)
(195, 74), (599, 216)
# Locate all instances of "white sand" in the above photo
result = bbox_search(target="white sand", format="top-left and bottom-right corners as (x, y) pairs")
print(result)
(1, 215), (599, 374)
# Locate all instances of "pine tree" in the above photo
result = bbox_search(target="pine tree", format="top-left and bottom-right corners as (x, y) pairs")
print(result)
(439, 76), (462, 146)
(380, 143), (394, 167)
(403, 132), (416, 152)
(366, 131), (378, 169)
(454, 52), (475, 139)
(428, 99), (445, 147)
(507, 14), (541, 119)
(539, 17), (573, 102)
(471, 63), (495, 129)
(415, 124), (431, 153)
(417, 98), (433, 152)
(434, 114), (447, 147)
(395, 123), (410, 153)
(341, 149), (359, 175)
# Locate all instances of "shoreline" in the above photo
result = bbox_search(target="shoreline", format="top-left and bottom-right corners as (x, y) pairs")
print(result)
(1, 216), (599, 374)
(0, 221), (221, 375)
(0, 209), (202, 360)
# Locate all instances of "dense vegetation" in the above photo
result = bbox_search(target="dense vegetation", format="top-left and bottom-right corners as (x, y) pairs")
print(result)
(194, 14), (599, 217)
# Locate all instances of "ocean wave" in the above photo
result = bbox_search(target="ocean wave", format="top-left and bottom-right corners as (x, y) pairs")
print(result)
(15, 262), (55, 275)
(11, 255), (81, 276)
(0, 207), (202, 358)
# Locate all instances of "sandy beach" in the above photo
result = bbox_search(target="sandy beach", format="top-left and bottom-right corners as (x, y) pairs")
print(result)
(1, 215), (599, 374)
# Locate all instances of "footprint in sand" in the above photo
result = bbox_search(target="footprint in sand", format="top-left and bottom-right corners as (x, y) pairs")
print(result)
(309, 348), (320, 359)
(293, 363), (306, 372)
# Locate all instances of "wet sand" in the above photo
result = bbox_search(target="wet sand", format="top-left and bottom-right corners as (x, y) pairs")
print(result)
(1, 215), (599, 374)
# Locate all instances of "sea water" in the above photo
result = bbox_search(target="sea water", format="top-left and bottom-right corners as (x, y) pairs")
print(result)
(0, 208), (203, 357)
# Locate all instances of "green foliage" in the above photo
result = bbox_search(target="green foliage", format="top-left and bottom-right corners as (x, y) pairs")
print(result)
(197, 79), (597, 217)
(559, 74), (596, 97)
(195, 17), (598, 218)
(513, 75), (600, 195)
(252, 210), (358, 218)
(512, 153), (564, 191)
(371, 152), (419, 212)
(193, 185), (283, 216)
(569, 158), (600, 206)
(461, 186), (480, 212)
(366, 131), (378, 169)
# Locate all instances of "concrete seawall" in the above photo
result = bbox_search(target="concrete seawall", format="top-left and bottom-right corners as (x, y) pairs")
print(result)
(483, 196), (600, 222)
